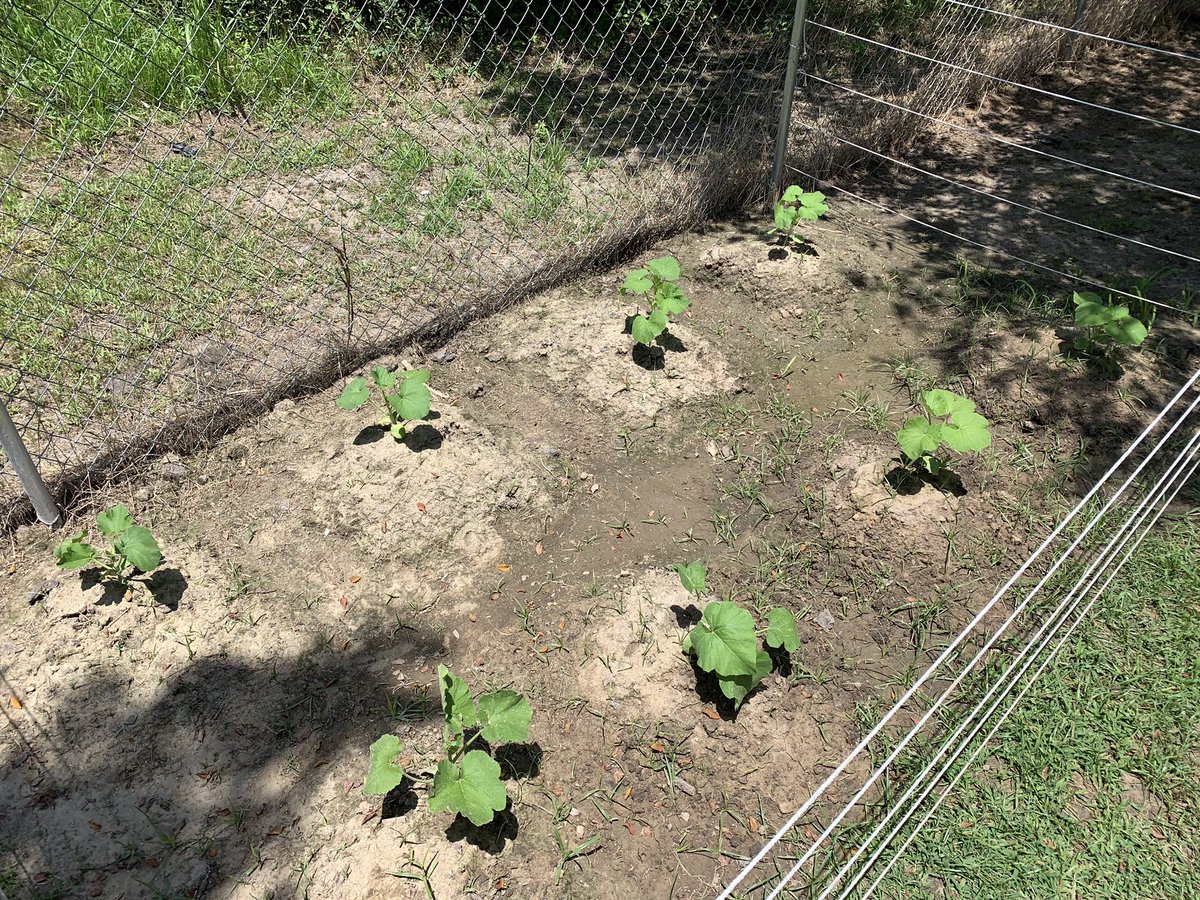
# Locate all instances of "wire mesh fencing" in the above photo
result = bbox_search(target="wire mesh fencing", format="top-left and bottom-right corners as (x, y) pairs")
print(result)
(2, 0), (1191, 526)
(0, 0), (798, 526)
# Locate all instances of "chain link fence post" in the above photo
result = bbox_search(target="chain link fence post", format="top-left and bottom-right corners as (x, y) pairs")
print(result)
(769, 0), (809, 207)
(0, 399), (61, 527)
(1062, 0), (1090, 59)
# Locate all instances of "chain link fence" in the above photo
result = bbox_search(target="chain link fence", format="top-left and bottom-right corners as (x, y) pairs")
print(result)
(0, 0), (1182, 528)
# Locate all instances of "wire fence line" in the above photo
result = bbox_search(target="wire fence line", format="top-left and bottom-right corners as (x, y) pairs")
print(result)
(1, 0), (1197, 894)
(721, 368), (1200, 898)
(0, 0), (1190, 526)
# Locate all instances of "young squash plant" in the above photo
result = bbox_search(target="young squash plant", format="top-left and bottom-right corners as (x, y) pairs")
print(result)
(337, 365), (431, 440)
(365, 666), (531, 827)
(674, 562), (798, 708)
(621, 255), (690, 347)
(772, 185), (829, 247)
(55, 504), (162, 585)
(1072, 291), (1148, 356)
(896, 389), (992, 476)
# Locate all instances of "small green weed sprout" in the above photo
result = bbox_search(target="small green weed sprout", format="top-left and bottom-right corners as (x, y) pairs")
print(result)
(674, 562), (798, 708)
(337, 365), (431, 440)
(365, 666), (531, 827)
(1073, 291), (1148, 357)
(54, 504), (162, 584)
(771, 186), (829, 247)
(896, 389), (992, 476)
(621, 255), (690, 346)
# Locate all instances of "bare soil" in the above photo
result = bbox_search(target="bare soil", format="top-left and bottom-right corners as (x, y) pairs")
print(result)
(2, 202), (1195, 899)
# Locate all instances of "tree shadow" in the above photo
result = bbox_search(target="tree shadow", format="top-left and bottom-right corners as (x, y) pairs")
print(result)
(445, 800), (520, 854)
(0, 609), (444, 898)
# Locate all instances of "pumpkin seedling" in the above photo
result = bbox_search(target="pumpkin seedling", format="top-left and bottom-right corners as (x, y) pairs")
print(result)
(365, 666), (532, 827)
(54, 504), (162, 586)
(675, 562), (798, 708)
(895, 389), (992, 477)
(1073, 291), (1149, 356)
(337, 366), (431, 440)
(621, 255), (690, 347)
(771, 186), (829, 247)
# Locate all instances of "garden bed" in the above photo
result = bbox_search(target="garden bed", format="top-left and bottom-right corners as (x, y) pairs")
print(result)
(2, 199), (1195, 898)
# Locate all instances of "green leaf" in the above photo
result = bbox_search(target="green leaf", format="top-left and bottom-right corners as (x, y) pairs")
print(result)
(385, 378), (431, 423)
(402, 368), (432, 384)
(622, 269), (652, 294)
(799, 190), (828, 212)
(477, 690), (532, 744)
(686, 601), (760, 677)
(55, 532), (97, 571)
(1074, 298), (1113, 328)
(96, 504), (132, 537)
(654, 283), (689, 315)
(673, 561), (707, 596)
(631, 314), (663, 346)
(648, 308), (669, 330)
(1103, 314), (1147, 346)
(941, 409), (992, 453)
(371, 366), (397, 389)
(897, 418), (942, 462)
(773, 203), (797, 232)
(780, 185), (805, 203)
(115, 525), (161, 573)
(389, 422), (406, 441)
(644, 255), (680, 282)
(364, 734), (407, 796)
(438, 665), (478, 732)
(336, 377), (370, 411)
(922, 389), (974, 420)
(680, 630), (693, 654)
(765, 608), (799, 652)
(428, 751), (507, 826)
(716, 649), (772, 707)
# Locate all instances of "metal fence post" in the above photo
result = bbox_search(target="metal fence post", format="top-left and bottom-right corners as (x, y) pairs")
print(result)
(0, 398), (62, 527)
(769, 0), (809, 206)
(1062, 0), (1089, 60)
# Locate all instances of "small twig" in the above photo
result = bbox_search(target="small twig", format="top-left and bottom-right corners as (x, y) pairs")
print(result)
(332, 234), (354, 345)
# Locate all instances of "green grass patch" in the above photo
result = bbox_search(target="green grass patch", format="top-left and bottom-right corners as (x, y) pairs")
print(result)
(0, 166), (276, 421)
(872, 514), (1200, 899)
(1, 0), (357, 145)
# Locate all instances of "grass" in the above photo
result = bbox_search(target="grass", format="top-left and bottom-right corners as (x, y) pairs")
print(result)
(1, 65), (602, 436)
(2, 0), (358, 146)
(868, 514), (1200, 899)
(0, 164), (278, 420)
